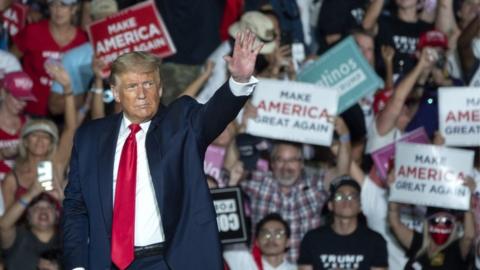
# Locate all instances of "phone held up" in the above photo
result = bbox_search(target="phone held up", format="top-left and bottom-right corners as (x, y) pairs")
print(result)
(37, 161), (54, 191)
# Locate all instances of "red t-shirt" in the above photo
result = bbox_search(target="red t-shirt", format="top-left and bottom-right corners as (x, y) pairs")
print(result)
(12, 20), (88, 116)
(0, 115), (27, 180)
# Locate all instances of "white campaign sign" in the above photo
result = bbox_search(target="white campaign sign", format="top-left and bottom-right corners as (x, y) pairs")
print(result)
(438, 87), (480, 146)
(390, 143), (474, 210)
(246, 79), (338, 146)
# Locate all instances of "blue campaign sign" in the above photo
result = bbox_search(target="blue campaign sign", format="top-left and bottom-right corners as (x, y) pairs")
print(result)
(297, 36), (383, 113)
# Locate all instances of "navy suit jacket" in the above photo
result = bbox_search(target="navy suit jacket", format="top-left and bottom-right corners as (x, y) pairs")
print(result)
(62, 81), (249, 269)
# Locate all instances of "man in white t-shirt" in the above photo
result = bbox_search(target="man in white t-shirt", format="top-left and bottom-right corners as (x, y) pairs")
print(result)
(224, 213), (296, 270)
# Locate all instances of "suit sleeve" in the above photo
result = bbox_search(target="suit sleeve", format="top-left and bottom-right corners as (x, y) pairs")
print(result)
(191, 78), (254, 149)
(62, 136), (89, 269)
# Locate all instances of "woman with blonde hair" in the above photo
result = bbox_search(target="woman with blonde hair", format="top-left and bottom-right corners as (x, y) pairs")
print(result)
(1, 64), (77, 211)
(388, 200), (476, 269)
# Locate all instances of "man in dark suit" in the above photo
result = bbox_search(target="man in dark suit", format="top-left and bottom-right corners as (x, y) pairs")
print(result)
(62, 30), (263, 270)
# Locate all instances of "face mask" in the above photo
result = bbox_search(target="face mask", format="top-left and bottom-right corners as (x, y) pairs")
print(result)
(473, 38), (480, 59)
(428, 215), (454, 245)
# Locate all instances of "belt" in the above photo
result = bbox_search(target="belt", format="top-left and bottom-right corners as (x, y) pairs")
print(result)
(134, 242), (165, 259)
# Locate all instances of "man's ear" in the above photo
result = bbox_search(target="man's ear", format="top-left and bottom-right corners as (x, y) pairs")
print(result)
(111, 86), (120, 102)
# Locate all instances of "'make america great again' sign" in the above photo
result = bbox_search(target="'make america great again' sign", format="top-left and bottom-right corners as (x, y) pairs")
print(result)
(87, 0), (176, 75)
(390, 143), (474, 210)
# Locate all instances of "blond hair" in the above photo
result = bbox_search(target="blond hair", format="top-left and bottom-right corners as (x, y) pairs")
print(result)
(17, 119), (58, 164)
(414, 219), (460, 260)
(108, 51), (162, 86)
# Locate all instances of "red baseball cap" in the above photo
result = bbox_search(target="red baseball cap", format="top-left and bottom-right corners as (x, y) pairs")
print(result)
(2, 71), (37, 101)
(417, 30), (448, 51)
(373, 88), (393, 115)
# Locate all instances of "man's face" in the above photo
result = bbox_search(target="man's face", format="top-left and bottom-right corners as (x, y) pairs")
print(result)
(112, 70), (162, 123)
(271, 144), (303, 186)
(257, 220), (289, 256)
(354, 34), (375, 67)
(328, 185), (361, 219)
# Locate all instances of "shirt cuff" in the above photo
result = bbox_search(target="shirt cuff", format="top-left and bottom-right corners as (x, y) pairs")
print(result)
(72, 268), (85, 270)
(228, 76), (258, 96)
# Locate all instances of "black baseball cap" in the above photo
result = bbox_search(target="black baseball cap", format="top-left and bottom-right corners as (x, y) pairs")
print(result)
(329, 175), (361, 200)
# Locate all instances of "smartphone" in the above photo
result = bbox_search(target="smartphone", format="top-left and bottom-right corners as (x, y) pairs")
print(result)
(37, 161), (54, 191)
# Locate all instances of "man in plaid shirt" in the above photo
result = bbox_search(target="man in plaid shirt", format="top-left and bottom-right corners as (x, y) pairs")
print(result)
(239, 118), (352, 262)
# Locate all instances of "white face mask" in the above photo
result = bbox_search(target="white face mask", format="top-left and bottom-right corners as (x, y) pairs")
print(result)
(473, 38), (480, 59)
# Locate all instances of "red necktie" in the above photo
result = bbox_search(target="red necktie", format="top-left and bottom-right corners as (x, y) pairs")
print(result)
(111, 123), (141, 270)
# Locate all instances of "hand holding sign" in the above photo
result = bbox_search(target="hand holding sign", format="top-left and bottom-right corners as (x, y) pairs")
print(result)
(463, 176), (476, 195)
(224, 30), (263, 83)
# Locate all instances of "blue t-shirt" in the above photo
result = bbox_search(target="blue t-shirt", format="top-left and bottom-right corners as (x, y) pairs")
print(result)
(51, 42), (94, 95)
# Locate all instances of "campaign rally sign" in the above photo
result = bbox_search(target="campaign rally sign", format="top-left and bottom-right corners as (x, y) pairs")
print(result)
(204, 145), (226, 186)
(390, 143), (474, 210)
(211, 187), (247, 244)
(371, 127), (429, 180)
(246, 79), (338, 146)
(2, 3), (28, 37)
(87, 0), (176, 75)
(297, 36), (383, 113)
(438, 87), (480, 146)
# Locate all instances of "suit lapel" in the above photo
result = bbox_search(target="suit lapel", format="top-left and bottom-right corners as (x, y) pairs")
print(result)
(145, 106), (170, 239)
(98, 113), (122, 235)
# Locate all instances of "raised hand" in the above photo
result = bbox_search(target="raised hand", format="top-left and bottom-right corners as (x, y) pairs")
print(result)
(92, 56), (107, 80)
(45, 62), (71, 90)
(334, 116), (350, 136)
(381, 45), (395, 65)
(417, 47), (437, 70)
(224, 30), (263, 83)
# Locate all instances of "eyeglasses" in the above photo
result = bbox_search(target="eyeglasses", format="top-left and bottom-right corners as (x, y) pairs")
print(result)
(429, 216), (454, 226)
(273, 157), (302, 165)
(258, 230), (286, 241)
(332, 193), (359, 202)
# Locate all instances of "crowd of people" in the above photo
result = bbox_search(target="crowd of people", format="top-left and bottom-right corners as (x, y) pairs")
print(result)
(0, 0), (478, 269)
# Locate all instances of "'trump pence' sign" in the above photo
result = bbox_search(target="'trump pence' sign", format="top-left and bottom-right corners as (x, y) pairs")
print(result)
(438, 87), (480, 146)
(246, 79), (338, 146)
(211, 187), (247, 244)
(390, 143), (474, 210)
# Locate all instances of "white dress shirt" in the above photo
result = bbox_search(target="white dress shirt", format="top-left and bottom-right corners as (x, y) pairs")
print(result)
(72, 77), (257, 270)
(114, 118), (165, 246)
(224, 245), (296, 270)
